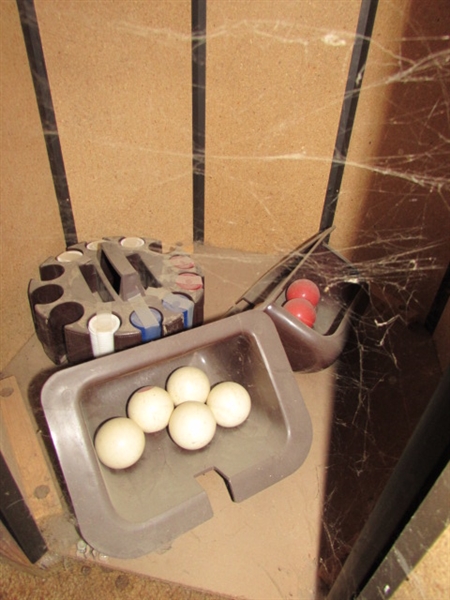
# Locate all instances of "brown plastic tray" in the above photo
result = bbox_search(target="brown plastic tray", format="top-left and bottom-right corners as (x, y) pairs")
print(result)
(41, 311), (312, 559)
(226, 233), (368, 372)
(265, 243), (369, 371)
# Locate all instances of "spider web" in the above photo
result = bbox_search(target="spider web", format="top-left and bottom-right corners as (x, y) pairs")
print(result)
(22, 1), (450, 597)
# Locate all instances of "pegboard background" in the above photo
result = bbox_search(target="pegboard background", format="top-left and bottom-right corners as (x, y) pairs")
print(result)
(1, 0), (449, 370)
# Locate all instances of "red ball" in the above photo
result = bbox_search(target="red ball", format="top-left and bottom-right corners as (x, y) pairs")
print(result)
(283, 298), (317, 327)
(286, 278), (320, 306)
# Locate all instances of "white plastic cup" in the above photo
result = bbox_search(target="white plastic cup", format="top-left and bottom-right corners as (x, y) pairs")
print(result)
(120, 237), (145, 249)
(88, 314), (121, 357)
(57, 250), (83, 262)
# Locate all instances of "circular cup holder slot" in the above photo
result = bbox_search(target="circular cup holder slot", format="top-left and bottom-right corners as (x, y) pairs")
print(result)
(30, 284), (64, 306)
(48, 302), (85, 348)
(39, 264), (65, 281)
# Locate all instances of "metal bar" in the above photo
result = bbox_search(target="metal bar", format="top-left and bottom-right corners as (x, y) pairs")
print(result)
(0, 452), (47, 564)
(424, 261), (450, 334)
(320, 0), (379, 232)
(358, 461), (450, 599)
(192, 0), (207, 243)
(16, 0), (78, 247)
(327, 366), (450, 600)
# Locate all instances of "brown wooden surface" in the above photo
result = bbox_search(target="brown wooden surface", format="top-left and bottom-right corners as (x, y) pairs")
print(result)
(0, 376), (64, 526)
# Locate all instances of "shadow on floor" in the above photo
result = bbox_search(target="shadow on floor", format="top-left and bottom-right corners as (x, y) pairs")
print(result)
(317, 301), (443, 594)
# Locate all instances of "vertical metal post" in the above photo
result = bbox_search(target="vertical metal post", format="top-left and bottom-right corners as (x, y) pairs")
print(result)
(0, 452), (48, 563)
(327, 367), (450, 600)
(192, 0), (207, 243)
(16, 0), (78, 247)
(320, 0), (379, 232)
(424, 262), (450, 334)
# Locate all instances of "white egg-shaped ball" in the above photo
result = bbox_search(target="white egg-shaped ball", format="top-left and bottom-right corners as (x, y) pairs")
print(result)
(207, 381), (252, 428)
(127, 386), (174, 433)
(94, 417), (145, 469)
(166, 366), (210, 406)
(168, 401), (216, 450)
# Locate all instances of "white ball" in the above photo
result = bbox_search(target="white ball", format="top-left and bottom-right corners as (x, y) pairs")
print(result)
(94, 417), (146, 469)
(127, 386), (174, 433)
(166, 366), (210, 406)
(206, 381), (252, 428)
(168, 402), (216, 450)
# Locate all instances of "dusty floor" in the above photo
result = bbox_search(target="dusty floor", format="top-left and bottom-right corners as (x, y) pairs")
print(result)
(0, 555), (231, 600)
(2, 312), (444, 600)
(1, 247), (447, 599)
